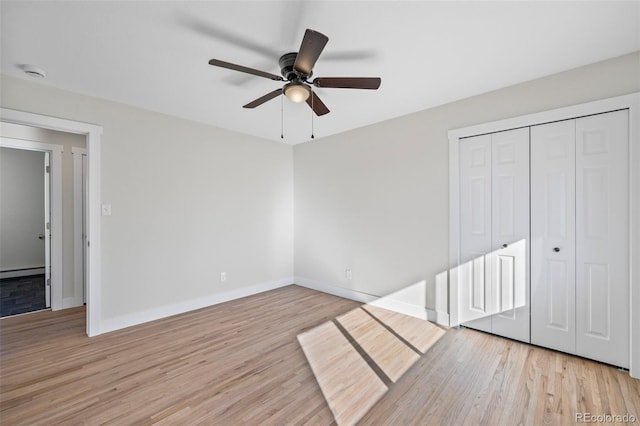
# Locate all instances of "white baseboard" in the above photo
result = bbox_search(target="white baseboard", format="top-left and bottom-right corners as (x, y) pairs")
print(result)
(0, 268), (46, 279)
(62, 296), (84, 309)
(97, 276), (450, 336)
(99, 277), (294, 335)
(295, 277), (378, 303)
(294, 277), (449, 326)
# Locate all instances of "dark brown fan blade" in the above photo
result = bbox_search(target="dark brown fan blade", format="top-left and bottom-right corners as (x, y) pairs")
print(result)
(305, 92), (330, 116)
(209, 59), (284, 81)
(293, 29), (329, 75)
(313, 77), (381, 89)
(243, 88), (283, 108)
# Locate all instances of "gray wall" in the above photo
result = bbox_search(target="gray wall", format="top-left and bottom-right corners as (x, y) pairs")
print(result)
(0, 75), (294, 324)
(0, 147), (45, 271)
(293, 52), (640, 312)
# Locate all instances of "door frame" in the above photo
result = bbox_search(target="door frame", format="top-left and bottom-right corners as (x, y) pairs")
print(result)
(0, 108), (102, 337)
(72, 147), (87, 306)
(448, 92), (640, 378)
(0, 138), (62, 309)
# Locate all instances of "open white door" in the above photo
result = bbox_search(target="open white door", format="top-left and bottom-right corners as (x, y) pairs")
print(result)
(43, 151), (51, 308)
(82, 153), (87, 304)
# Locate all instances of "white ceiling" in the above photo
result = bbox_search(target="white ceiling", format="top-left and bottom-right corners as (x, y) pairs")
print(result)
(1, 1), (638, 145)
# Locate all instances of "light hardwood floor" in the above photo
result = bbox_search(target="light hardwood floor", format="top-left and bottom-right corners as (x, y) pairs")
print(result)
(1, 285), (638, 425)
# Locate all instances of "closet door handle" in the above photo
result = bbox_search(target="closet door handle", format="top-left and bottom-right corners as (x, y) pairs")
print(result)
(553, 247), (560, 252)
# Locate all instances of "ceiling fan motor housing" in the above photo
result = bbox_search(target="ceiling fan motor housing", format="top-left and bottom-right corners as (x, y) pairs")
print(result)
(279, 52), (311, 81)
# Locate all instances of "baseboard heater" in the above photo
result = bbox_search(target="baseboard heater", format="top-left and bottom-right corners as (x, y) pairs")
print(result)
(0, 267), (46, 279)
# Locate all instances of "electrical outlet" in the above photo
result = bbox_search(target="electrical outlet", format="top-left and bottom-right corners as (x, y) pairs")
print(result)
(220, 272), (226, 282)
(345, 269), (352, 280)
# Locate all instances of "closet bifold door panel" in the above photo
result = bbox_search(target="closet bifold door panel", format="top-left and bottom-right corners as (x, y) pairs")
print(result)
(575, 110), (629, 368)
(531, 120), (577, 354)
(459, 134), (493, 333)
(489, 129), (530, 342)
(458, 128), (530, 342)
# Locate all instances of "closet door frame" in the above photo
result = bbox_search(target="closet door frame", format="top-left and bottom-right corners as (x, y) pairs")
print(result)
(448, 92), (640, 379)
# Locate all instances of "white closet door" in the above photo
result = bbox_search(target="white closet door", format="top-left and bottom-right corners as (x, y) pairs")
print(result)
(490, 128), (530, 342)
(530, 120), (576, 353)
(458, 134), (492, 331)
(576, 110), (629, 368)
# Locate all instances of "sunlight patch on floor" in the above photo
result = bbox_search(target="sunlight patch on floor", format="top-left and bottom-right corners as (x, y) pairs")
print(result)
(297, 321), (388, 425)
(336, 308), (420, 382)
(297, 305), (446, 425)
(362, 305), (446, 354)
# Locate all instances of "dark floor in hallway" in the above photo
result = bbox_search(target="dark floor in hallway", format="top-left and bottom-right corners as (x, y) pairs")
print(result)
(0, 275), (46, 317)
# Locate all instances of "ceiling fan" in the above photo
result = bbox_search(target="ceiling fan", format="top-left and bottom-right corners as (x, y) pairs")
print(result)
(208, 29), (381, 116)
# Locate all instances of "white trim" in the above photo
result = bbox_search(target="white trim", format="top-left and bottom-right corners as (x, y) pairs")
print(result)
(294, 277), (449, 325)
(448, 138), (460, 327)
(100, 278), (294, 334)
(62, 297), (80, 309)
(448, 92), (640, 378)
(629, 94), (640, 379)
(0, 137), (63, 311)
(71, 147), (87, 309)
(71, 147), (87, 155)
(0, 108), (102, 337)
(448, 93), (639, 141)
(0, 138), (63, 153)
(0, 268), (45, 279)
(295, 277), (376, 303)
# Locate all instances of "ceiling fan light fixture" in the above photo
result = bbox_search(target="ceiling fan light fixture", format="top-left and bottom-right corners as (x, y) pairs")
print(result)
(284, 83), (310, 103)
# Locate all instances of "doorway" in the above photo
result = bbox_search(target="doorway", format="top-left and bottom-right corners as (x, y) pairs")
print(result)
(1, 108), (102, 336)
(0, 138), (63, 312)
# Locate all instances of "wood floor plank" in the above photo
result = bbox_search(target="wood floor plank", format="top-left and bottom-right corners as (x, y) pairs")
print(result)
(1, 285), (639, 425)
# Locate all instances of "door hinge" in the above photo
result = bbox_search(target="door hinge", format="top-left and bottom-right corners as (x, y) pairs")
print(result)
(46, 165), (50, 173)
(46, 222), (50, 230)
(46, 278), (51, 287)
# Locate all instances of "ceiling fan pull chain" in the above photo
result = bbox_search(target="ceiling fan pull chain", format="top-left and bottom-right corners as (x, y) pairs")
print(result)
(281, 93), (284, 140)
(311, 91), (315, 139)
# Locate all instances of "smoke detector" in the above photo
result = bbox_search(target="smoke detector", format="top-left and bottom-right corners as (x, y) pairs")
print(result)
(22, 64), (47, 78)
